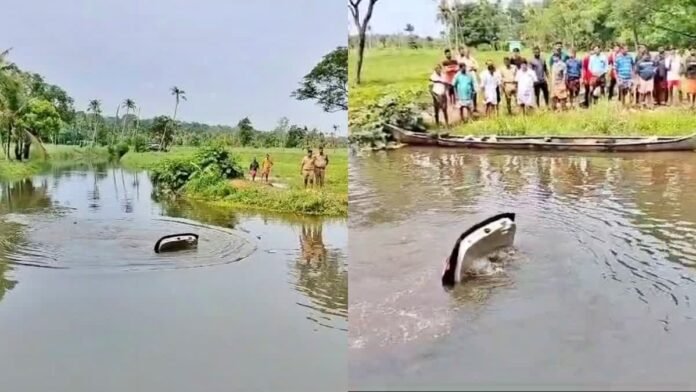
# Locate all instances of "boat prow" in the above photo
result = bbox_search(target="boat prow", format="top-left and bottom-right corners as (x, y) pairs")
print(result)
(154, 233), (199, 253)
(442, 213), (517, 287)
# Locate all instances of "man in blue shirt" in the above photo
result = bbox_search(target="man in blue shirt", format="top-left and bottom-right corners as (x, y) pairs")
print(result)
(453, 63), (475, 122)
(636, 51), (657, 107)
(614, 45), (634, 106)
(588, 45), (608, 104)
(564, 48), (582, 107)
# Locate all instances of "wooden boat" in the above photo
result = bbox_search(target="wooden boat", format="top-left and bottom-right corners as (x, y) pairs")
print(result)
(386, 124), (696, 152)
(441, 213), (517, 287)
(154, 233), (199, 253)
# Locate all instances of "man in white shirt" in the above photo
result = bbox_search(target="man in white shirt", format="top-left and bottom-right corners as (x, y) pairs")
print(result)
(515, 60), (537, 115)
(479, 60), (502, 116)
(429, 64), (449, 126)
(666, 47), (683, 105)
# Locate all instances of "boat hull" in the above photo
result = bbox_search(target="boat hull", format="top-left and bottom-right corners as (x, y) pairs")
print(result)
(387, 124), (696, 152)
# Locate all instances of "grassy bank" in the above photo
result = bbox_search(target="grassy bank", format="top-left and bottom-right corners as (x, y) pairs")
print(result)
(0, 144), (109, 181)
(122, 147), (348, 217)
(349, 48), (696, 136)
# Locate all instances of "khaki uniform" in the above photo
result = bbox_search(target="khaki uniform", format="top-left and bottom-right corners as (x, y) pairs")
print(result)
(301, 155), (315, 182)
(313, 153), (328, 185)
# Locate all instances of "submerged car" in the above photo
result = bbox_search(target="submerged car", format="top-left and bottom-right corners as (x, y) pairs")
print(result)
(441, 213), (516, 287)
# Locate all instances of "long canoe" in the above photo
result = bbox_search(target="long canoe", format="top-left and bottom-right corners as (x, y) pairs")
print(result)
(386, 124), (696, 152)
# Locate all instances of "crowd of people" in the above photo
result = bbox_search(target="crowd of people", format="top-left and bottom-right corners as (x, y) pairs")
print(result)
(248, 147), (330, 189)
(429, 43), (696, 126)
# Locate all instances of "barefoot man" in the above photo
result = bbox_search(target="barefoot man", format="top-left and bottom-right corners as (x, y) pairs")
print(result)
(301, 148), (315, 189)
(313, 147), (329, 188)
(261, 153), (273, 183)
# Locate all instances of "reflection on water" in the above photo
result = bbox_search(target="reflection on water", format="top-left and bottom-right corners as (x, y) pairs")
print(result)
(350, 148), (696, 388)
(293, 222), (348, 330)
(0, 164), (347, 391)
(0, 165), (347, 329)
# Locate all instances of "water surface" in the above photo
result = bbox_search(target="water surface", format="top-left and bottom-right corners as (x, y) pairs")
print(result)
(0, 164), (347, 392)
(350, 149), (696, 390)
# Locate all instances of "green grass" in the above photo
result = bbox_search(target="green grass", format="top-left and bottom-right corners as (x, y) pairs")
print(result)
(349, 48), (696, 136)
(0, 144), (109, 181)
(122, 147), (348, 217)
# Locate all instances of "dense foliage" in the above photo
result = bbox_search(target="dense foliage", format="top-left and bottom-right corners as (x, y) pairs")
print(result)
(1, 48), (348, 163)
(150, 144), (242, 195)
(291, 46), (348, 112)
(349, 89), (429, 146)
(349, 0), (696, 51)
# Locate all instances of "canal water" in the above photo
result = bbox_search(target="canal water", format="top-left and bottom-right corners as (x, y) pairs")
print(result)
(0, 164), (347, 392)
(350, 148), (696, 390)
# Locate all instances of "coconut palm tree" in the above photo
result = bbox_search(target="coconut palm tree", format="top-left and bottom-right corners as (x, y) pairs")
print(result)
(163, 86), (186, 150)
(87, 99), (102, 146)
(120, 98), (136, 137)
(170, 86), (186, 122)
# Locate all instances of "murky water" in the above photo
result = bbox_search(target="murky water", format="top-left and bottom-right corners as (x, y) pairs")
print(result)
(350, 149), (696, 390)
(0, 164), (346, 392)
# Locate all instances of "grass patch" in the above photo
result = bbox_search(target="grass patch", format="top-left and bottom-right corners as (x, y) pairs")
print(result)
(349, 48), (696, 136)
(125, 146), (347, 217)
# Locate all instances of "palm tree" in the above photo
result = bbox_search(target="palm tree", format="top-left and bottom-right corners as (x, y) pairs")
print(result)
(120, 98), (136, 137)
(170, 86), (186, 122)
(87, 99), (102, 147)
(163, 86), (186, 150)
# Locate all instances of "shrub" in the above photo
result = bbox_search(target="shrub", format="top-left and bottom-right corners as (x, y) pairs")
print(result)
(107, 142), (130, 161)
(193, 144), (243, 179)
(150, 158), (196, 193)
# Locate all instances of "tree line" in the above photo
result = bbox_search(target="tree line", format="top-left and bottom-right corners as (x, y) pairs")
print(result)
(349, 0), (696, 83)
(1, 44), (349, 160)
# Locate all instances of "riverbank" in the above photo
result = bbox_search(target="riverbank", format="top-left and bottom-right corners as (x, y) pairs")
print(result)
(349, 48), (696, 137)
(122, 147), (348, 217)
(0, 145), (109, 180)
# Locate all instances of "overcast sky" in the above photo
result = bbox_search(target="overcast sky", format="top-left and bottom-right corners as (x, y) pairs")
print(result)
(349, 0), (444, 37)
(348, 0), (534, 37)
(1, 0), (346, 133)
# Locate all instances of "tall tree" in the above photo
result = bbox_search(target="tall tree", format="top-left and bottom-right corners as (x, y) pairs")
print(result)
(348, 0), (379, 85)
(149, 116), (175, 151)
(121, 98), (136, 137)
(161, 86), (186, 150)
(170, 86), (186, 122)
(15, 98), (59, 159)
(291, 46), (348, 112)
(236, 117), (255, 146)
(87, 99), (102, 147)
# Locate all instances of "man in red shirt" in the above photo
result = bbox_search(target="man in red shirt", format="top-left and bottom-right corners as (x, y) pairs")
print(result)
(441, 49), (459, 105)
(581, 52), (592, 107)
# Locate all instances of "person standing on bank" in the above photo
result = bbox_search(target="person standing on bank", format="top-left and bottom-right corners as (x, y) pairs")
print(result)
(249, 158), (260, 182)
(588, 44), (608, 104)
(530, 46), (550, 107)
(666, 47), (683, 105)
(300, 148), (315, 189)
(313, 147), (329, 188)
(261, 153), (273, 184)
(429, 64), (450, 127)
